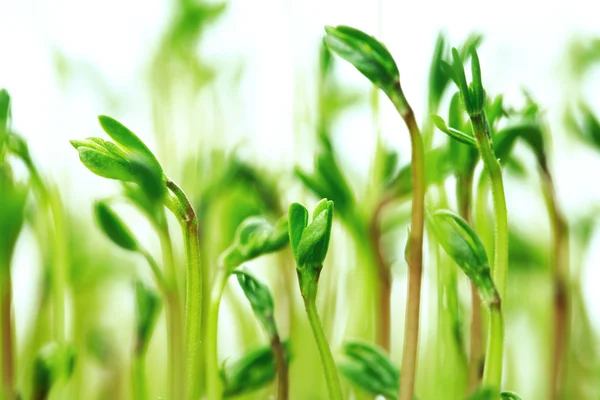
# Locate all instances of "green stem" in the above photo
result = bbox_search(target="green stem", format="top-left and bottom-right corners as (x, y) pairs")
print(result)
(482, 302), (504, 393)
(132, 352), (148, 400)
(470, 114), (509, 301)
(165, 180), (203, 400)
(1, 268), (14, 400)
(388, 83), (426, 400)
(304, 299), (342, 400)
(470, 114), (508, 395)
(205, 267), (228, 400)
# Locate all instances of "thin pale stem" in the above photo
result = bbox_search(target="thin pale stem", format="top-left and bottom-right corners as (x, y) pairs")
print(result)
(541, 169), (569, 400)
(457, 170), (484, 391)
(205, 267), (228, 400)
(482, 302), (504, 392)
(271, 334), (289, 400)
(165, 179), (203, 400)
(132, 352), (148, 400)
(304, 298), (343, 400)
(388, 83), (425, 400)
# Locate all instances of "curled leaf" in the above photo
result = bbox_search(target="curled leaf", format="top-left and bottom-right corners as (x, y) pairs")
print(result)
(432, 115), (477, 147)
(134, 282), (162, 355)
(430, 209), (499, 306)
(338, 341), (399, 399)
(94, 201), (139, 251)
(233, 270), (277, 338)
(32, 342), (76, 400)
(221, 341), (291, 398)
(324, 25), (399, 94)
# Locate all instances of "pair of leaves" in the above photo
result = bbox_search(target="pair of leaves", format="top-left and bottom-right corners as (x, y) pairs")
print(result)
(288, 199), (334, 268)
(324, 25), (399, 95)
(338, 341), (399, 399)
(233, 270), (277, 338)
(134, 282), (162, 355)
(220, 216), (289, 271)
(428, 33), (483, 112)
(94, 201), (139, 252)
(71, 116), (166, 202)
(32, 342), (76, 400)
(442, 48), (486, 117)
(429, 209), (499, 307)
(221, 341), (291, 398)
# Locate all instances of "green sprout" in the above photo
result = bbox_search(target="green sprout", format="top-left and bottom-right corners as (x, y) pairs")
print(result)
(288, 199), (342, 400)
(325, 25), (426, 400)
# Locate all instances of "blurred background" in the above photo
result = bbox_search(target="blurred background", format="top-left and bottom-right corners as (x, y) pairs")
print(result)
(3, 0), (600, 399)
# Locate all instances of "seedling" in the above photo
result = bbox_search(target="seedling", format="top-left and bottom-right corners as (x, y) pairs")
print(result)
(288, 199), (342, 400)
(233, 270), (288, 400)
(325, 25), (425, 400)
(205, 215), (289, 400)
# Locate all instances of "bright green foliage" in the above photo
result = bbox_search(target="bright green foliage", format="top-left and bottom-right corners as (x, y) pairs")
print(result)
(32, 342), (76, 400)
(220, 216), (289, 270)
(430, 209), (499, 306)
(338, 341), (399, 399)
(468, 387), (523, 400)
(233, 270), (277, 338)
(501, 391), (523, 400)
(432, 114), (477, 147)
(324, 25), (399, 95)
(288, 199), (335, 301)
(70, 137), (138, 182)
(220, 341), (291, 398)
(0, 170), (28, 269)
(134, 282), (162, 355)
(442, 49), (486, 117)
(94, 201), (139, 252)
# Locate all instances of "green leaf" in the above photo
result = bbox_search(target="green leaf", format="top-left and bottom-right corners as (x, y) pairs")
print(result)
(0, 171), (28, 270)
(469, 50), (486, 111)
(324, 25), (399, 93)
(288, 203), (309, 264)
(0, 89), (10, 131)
(233, 270), (277, 338)
(94, 201), (139, 251)
(221, 341), (291, 398)
(97, 115), (163, 177)
(134, 282), (162, 355)
(32, 342), (76, 400)
(295, 199), (334, 267)
(72, 140), (137, 182)
(221, 216), (289, 270)
(501, 391), (523, 400)
(338, 341), (399, 399)
(430, 209), (499, 306)
(432, 115), (477, 147)
(494, 124), (547, 170)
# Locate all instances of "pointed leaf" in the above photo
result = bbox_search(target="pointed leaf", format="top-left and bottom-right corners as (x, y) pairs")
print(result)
(134, 282), (161, 355)
(432, 115), (477, 147)
(233, 270), (277, 337)
(94, 201), (139, 251)
(288, 203), (309, 265)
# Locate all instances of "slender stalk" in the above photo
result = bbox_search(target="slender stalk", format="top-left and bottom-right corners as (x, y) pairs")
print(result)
(457, 170), (484, 391)
(389, 83), (426, 400)
(540, 169), (569, 400)
(1, 269), (14, 400)
(165, 179), (203, 400)
(470, 114), (508, 395)
(271, 334), (289, 400)
(304, 298), (343, 400)
(132, 352), (148, 400)
(482, 302), (504, 391)
(370, 196), (394, 352)
(470, 114), (509, 301)
(205, 267), (227, 400)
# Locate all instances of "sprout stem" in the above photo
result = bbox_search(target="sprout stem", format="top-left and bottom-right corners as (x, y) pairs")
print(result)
(205, 266), (228, 400)
(271, 333), (289, 400)
(540, 169), (569, 400)
(165, 179), (203, 400)
(132, 352), (148, 400)
(0, 267), (14, 400)
(304, 297), (342, 400)
(388, 83), (425, 400)
(470, 113), (508, 395)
